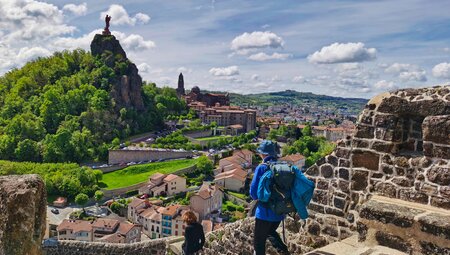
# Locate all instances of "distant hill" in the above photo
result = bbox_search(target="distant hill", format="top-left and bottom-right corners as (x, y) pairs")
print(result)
(205, 89), (367, 115)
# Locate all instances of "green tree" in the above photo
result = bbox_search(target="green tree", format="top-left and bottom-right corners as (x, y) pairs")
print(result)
(75, 193), (89, 212)
(94, 190), (104, 202)
(92, 170), (103, 184)
(196, 155), (214, 175)
(14, 139), (40, 162)
(302, 124), (313, 137)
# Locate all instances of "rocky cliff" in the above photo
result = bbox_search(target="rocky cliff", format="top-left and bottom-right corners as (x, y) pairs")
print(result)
(0, 175), (46, 255)
(90, 34), (144, 111)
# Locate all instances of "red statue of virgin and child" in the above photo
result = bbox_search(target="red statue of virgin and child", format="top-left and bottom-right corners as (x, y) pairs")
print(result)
(102, 15), (111, 35)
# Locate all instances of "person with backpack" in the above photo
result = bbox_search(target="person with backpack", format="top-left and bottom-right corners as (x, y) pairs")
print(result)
(250, 140), (291, 255)
(182, 211), (205, 255)
(250, 140), (315, 255)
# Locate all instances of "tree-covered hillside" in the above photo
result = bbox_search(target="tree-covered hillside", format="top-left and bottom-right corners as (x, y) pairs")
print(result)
(229, 90), (367, 115)
(0, 49), (186, 163)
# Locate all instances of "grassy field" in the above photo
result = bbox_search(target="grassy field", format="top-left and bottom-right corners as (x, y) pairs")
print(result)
(100, 159), (197, 190)
(227, 191), (248, 200)
(195, 135), (232, 141)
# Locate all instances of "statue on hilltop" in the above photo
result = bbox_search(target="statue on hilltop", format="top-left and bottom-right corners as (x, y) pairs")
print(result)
(102, 15), (111, 35)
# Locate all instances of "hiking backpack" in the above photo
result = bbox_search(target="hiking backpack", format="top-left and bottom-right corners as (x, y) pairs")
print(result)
(257, 162), (297, 215)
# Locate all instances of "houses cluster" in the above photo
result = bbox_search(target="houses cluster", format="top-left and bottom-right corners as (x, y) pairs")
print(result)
(57, 218), (141, 243)
(128, 182), (224, 239)
(138, 173), (186, 196)
(213, 149), (253, 192)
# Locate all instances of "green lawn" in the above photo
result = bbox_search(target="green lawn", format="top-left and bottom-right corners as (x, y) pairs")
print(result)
(100, 159), (197, 190)
(227, 191), (248, 200)
(195, 135), (232, 141)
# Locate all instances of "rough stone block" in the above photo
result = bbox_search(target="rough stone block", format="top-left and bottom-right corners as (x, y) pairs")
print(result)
(323, 225), (339, 237)
(305, 165), (319, 176)
(320, 164), (334, 178)
(352, 150), (380, 171)
(398, 189), (429, 204)
(313, 190), (329, 205)
(420, 241), (450, 255)
(308, 202), (325, 213)
(375, 231), (412, 253)
(333, 197), (346, 210)
(326, 155), (338, 166)
(339, 159), (350, 167)
(359, 199), (424, 228)
(351, 170), (369, 191)
(338, 180), (350, 193)
(371, 141), (394, 153)
(430, 196), (450, 210)
(338, 168), (349, 180)
(356, 222), (368, 241)
(353, 139), (370, 148)
(355, 125), (375, 139)
(418, 213), (450, 239)
(427, 165), (450, 186)
(0, 175), (46, 255)
(317, 179), (329, 190)
(335, 147), (351, 159)
(391, 177), (414, 187)
(422, 115), (450, 145)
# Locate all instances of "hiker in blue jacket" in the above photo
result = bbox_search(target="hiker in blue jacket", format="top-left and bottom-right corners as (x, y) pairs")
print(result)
(250, 140), (290, 255)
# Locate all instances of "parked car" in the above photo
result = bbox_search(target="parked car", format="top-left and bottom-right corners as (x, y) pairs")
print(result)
(127, 162), (136, 166)
(51, 208), (59, 214)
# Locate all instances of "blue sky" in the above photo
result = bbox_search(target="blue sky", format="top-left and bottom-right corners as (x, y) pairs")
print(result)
(1, 0), (450, 98)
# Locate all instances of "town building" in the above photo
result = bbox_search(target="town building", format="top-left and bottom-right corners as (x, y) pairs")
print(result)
(57, 220), (92, 242)
(56, 219), (141, 243)
(127, 198), (199, 239)
(196, 105), (257, 133)
(279, 153), (306, 169)
(190, 183), (223, 220)
(214, 150), (253, 192)
(176, 73), (230, 107)
(298, 124), (355, 142)
(138, 173), (186, 196)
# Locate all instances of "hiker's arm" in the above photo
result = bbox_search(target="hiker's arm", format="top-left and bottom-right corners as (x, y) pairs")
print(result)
(200, 227), (205, 246)
(250, 165), (263, 200)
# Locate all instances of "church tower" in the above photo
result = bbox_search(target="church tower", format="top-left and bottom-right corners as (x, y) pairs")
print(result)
(176, 73), (185, 97)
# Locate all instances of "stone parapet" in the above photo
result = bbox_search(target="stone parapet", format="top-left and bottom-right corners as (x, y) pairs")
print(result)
(42, 239), (167, 255)
(357, 195), (450, 254)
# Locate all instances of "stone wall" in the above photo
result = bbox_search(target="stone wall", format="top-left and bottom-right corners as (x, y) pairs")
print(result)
(183, 130), (212, 139)
(108, 149), (193, 165)
(300, 86), (449, 248)
(0, 175), (46, 255)
(43, 239), (166, 255)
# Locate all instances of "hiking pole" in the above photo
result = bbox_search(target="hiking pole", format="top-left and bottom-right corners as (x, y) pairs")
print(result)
(282, 218), (286, 243)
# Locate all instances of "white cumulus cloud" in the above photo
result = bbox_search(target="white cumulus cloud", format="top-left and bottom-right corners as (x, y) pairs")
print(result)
(248, 52), (291, 61)
(63, 3), (87, 16)
(292, 76), (304, 83)
(209, 66), (239, 76)
(384, 63), (415, 74)
(231, 31), (284, 54)
(137, 63), (151, 73)
(251, 74), (259, 81)
(374, 80), (397, 90)
(308, 42), (377, 64)
(100, 5), (150, 26)
(399, 70), (427, 82)
(121, 34), (155, 50)
(432, 62), (450, 79)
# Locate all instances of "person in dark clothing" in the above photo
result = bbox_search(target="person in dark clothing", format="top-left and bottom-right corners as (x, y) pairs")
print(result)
(182, 211), (205, 255)
(250, 140), (290, 255)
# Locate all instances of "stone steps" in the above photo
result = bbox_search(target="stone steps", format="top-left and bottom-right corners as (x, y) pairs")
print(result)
(356, 195), (450, 255)
(305, 235), (407, 255)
